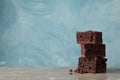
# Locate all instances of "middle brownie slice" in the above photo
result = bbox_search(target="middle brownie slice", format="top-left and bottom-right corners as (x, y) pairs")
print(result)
(81, 43), (105, 57)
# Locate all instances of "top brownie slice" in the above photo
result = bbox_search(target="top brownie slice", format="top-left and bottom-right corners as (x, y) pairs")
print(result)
(76, 30), (102, 44)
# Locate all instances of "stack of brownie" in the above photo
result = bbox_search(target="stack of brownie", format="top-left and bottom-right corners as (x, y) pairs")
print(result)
(75, 30), (107, 73)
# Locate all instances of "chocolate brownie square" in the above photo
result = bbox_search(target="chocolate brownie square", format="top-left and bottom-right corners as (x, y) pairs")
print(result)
(75, 57), (107, 73)
(81, 43), (105, 57)
(76, 30), (102, 44)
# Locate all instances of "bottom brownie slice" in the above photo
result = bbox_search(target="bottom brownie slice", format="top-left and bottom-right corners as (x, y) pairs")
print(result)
(75, 57), (107, 73)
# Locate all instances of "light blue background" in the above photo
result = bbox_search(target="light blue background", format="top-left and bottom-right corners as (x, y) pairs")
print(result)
(0, 0), (120, 67)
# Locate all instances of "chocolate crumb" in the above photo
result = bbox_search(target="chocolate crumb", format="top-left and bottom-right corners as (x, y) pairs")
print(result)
(69, 69), (73, 75)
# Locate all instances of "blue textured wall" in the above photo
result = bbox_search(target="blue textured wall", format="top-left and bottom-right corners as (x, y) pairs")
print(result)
(0, 0), (120, 67)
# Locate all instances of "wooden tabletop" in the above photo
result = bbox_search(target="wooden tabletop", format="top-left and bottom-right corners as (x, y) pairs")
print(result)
(0, 67), (120, 80)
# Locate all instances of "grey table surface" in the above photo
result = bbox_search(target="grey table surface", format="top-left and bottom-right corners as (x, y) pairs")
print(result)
(0, 67), (120, 80)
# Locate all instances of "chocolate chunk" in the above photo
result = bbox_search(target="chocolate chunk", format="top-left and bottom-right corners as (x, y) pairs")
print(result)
(76, 30), (102, 44)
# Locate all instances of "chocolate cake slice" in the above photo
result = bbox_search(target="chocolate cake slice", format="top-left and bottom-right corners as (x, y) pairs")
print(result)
(76, 30), (102, 44)
(81, 43), (105, 57)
